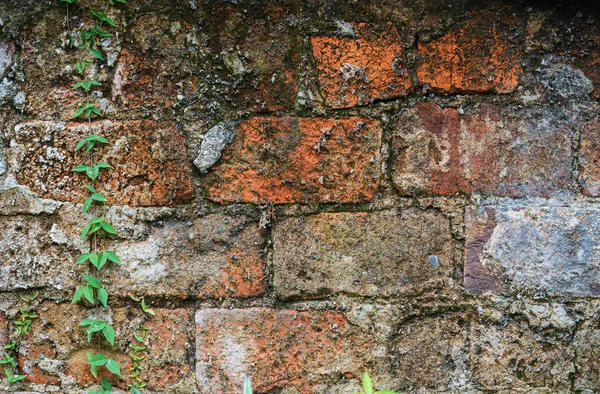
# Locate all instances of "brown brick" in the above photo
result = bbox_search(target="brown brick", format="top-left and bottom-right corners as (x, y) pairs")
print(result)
(195, 308), (372, 394)
(416, 11), (522, 94)
(393, 313), (470, 390)
(272, 209), (454, 299)
(21, 303), (193, 390)
(138, 308), (192, 389)
(464, 207), (502, 295)
(578, 120), (600, 196)
(311, 22), (412, 108)
(105, 213), (265, 300)
(0, 313), (6, 359)
(12, 120), (193, 206)
(206, 2), (299, 112)
(391, 103), (572, 197)
(205, 117), (382, 204)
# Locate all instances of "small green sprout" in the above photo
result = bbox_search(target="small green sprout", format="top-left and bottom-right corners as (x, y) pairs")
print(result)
(354, 372), (398, 394)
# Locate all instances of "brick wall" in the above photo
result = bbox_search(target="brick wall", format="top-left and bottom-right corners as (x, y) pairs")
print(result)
(1, 0), (600, 393)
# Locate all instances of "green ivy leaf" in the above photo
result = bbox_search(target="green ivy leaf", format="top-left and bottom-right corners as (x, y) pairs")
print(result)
(243, 374), (252, 394)
(101, 377), (112, 391)
(83, 275), (101, 289)
(91, 10), (117, 27)
(80, 318), (94, 326)
(105, 359), (121, 376)
(87, 320), (106, 334)
(140, 298), (155, 316)
(91, 193), (106, 202)
(83, 285), (95, 303)
(103, 250), (121, 264)
(85, 184), (97, 193)
(83, 197), (93, 213)
(98, 288), (108, 308)
(100, 221), (117, 235)
(102, 324), (115, 345)
(363, 372), (373, 394)
(90, 48), (104, 60)
(71, 286), (86, 304)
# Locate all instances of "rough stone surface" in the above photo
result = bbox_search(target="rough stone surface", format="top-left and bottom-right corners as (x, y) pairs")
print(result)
(391, 103), (572, 197)
(193, 121), (237, 174)
(465, 205), (600, 297)
(579, 119), (600, 196)
(273, 209), (454, 298)
(11, 120), (193, 206)
(470, 320), (573, 391)
(311, 22), (412, 108)
(196, 308), (376, 394)
(393, 313), (471, 392)
(3, 2), (600, 393)
(104, 213), (265, 299)
(416, 11), (522, 94)
(205, 117), (382, 204)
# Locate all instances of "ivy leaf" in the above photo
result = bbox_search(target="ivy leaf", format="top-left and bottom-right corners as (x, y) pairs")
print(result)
(98, 288), (108, 308)
(90, 48), (104, 60)
(104, 250), (121, 264)
(76, 253), (96, 265)
(140, 298), (155, 316)
(243, 374), (252, 394)
(83, 285), (95, 303)
(85, 184), (97, 193)
(80, 318), (94, 326)
(102, 324), (115, 345)
(105, 359), (121, 376)
(83, 275), (101, 289)
(100, 221), (117, 235)
(91, 193), (106, 202)
(71, 286), (86, 304)
(81, 223), (92, 240)
(362, 372), (373, 394)
(87, 320), (106, 334)
(83, 197), (93, 213)
(91, 10), (117, 27)
(101, 377), (112, 391)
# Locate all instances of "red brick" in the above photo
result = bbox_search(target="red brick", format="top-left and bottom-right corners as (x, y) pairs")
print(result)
(13, 120), (193, 206)
(0, 313), (6, 358)
(195, 308), (370, 394)
(311, 23), (412, 108)
(578, 120), (600, 196)
(205, 117), (382, 204)
(464, 207), (502, 295)
(416, 11), (522, 94)
(391, 103), (572, 197)
(135, 308), (191, 389)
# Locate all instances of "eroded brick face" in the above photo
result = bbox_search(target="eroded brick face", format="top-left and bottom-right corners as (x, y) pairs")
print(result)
(105, 213), (266, 299)
(464, 205), (600, 297)
(391, 103), (572, 197)
(311, 22), (412, 108)
(13, 120), (193, 206)
(272, 209), (454, 298)
(416, 11), (522, 94)
(578, 120), (600, 196)
(195, 308), (370, 394)
(205, 117), (382, 203)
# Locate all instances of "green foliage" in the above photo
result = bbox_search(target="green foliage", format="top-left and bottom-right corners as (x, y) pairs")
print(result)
(243, 374), (252, 394)
(90, 377), (113, 394)
(354, 372), (398, 394)
(4, 368), (26, 384)
(61, 0), (77, 4)
(67, 2), (126, 393)
(19, 291), (39, 302)
(140, 298), (155, 316)
(74, 102), (102, 119)
(73, 79), (101, 92)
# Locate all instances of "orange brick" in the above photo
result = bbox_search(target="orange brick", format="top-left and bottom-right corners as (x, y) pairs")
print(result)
(195, 308), (371, 394)
(205, 117), (382, 204)
(416, 11), (522, 94)
(312, 23), (412, 108)
(13, 120), (193, 206)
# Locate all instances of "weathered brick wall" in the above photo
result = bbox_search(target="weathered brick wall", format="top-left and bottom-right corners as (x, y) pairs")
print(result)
(1, 0), (600, 392)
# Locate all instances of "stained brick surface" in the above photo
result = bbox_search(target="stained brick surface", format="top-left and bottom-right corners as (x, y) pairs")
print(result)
(195, 308), (372, 394)
(205, 117), (382, 203)
(12, 120), (193, 206)
(416, 11), (522, 94)
(391, 103), (572, 197)
(311, 22), (412, 108)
